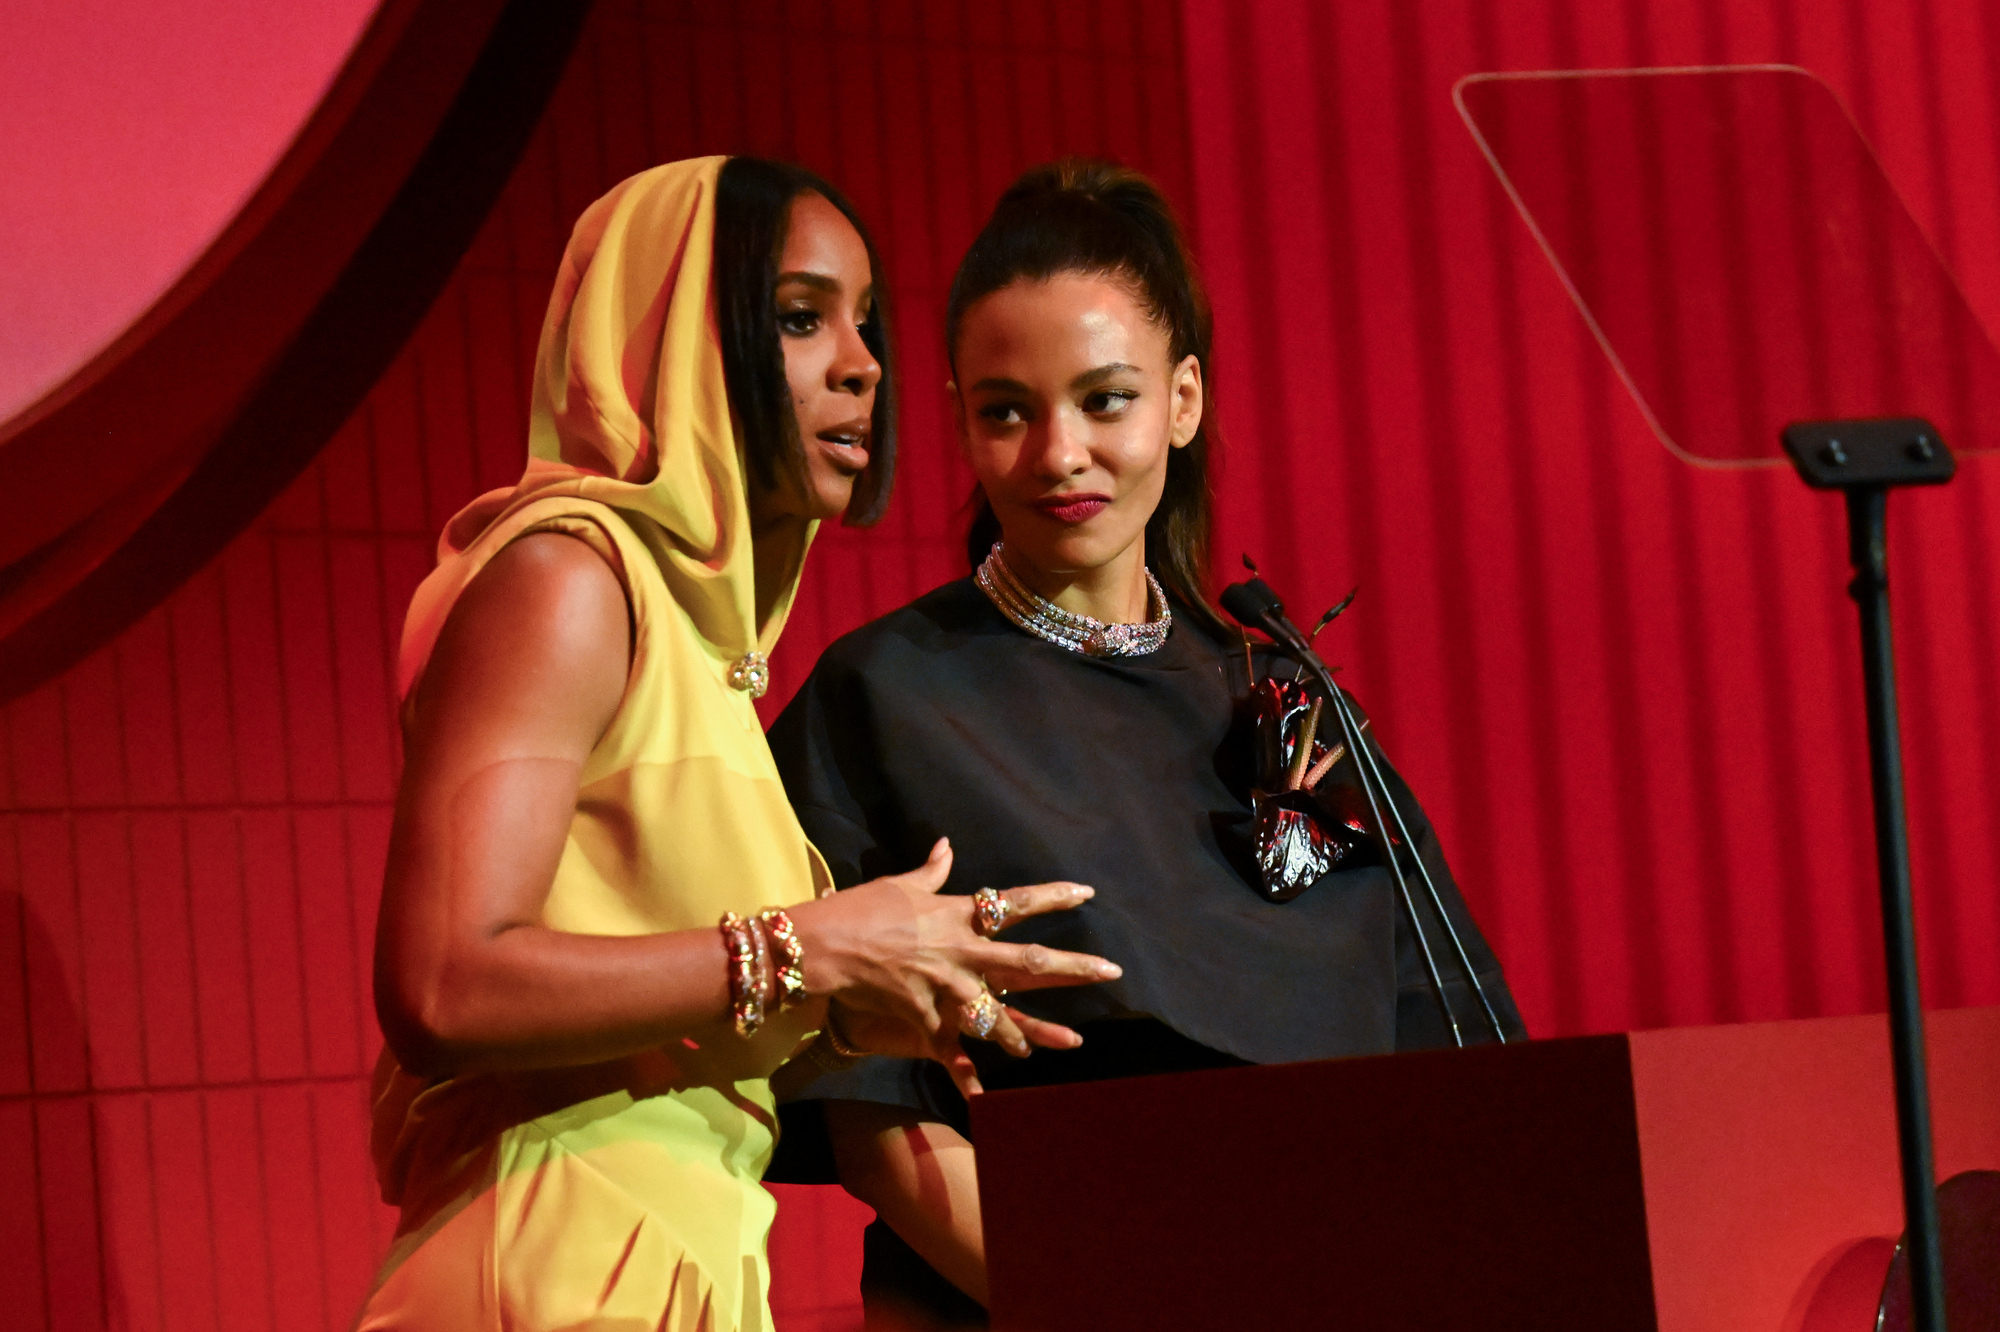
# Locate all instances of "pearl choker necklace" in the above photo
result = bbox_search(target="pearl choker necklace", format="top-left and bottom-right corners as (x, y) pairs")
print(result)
(974, 542), (1172, 658)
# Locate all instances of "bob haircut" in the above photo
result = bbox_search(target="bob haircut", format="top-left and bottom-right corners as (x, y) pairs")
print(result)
(946, 158), (1222, 632)
(714, 157), (897, 526)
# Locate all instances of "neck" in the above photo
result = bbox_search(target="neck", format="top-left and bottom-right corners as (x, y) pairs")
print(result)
(749, 507), (805, 635)
(999, 537), (1152, 624)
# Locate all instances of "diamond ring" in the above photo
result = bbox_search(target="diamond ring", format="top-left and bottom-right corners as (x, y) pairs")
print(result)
(960, 988), (1002, 1039)
(971, 887), (1013, 937)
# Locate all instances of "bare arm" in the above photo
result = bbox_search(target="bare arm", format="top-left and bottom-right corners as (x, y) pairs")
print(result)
(374, 533), (741, 1076)
(828, 1100), (988, 1306)
(374, 533), (1121, 1082)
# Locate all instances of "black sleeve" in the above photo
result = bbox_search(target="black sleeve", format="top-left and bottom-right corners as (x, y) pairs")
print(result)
(766, 644), (902, 888)
(765, 649), (963, 1184)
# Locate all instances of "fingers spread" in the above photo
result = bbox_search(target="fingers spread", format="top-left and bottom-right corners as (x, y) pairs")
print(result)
(982, 968), (1098, 994)
(999, 882), (1094, 925)
(1009, 1010), (1084, 1050)
(971, 941), (1120, 983)
(907, 839), (953, 893)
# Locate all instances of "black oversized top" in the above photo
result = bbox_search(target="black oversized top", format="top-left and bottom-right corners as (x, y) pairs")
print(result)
(766, 577), (1525, 1319)
(771, 576), (1522, 1058)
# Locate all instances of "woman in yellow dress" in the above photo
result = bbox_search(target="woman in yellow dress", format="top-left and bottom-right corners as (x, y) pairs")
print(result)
(355, 156), (1117, 1332)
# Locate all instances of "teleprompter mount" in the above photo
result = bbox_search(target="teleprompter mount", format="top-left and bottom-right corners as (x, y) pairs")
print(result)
(1781, 415), (1956, 1332)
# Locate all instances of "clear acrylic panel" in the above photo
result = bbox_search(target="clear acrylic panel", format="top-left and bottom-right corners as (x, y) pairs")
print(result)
(1455, 66), (2000, 466)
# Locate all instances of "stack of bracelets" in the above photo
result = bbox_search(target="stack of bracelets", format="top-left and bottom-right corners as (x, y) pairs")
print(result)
(720, 907), (866, 1071)
(719, 909), (804, 1037)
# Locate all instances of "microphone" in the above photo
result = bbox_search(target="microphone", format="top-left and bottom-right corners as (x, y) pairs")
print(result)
(1220, 575), (1330, 682)
(1220, 556), (1512, 1046)
(1219, 577), (1292, 644)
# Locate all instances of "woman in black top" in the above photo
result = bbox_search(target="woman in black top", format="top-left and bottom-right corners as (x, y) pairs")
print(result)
(768, 160), (1525, 1330)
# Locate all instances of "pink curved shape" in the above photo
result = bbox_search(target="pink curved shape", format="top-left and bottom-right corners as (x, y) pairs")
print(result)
(0, 0), (382, 422)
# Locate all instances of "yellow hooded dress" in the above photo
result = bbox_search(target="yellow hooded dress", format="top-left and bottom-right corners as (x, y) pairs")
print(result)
(355, 157), (833, 1332)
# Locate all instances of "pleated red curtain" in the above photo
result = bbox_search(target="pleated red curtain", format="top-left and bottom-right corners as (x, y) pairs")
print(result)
(1183, 0), (2000, 1038)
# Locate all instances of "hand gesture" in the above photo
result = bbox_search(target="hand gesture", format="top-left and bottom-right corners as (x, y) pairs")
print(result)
(787, 838), (1117, 1097)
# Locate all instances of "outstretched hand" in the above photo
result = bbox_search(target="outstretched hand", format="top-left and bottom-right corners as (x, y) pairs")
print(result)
(786, 838), (1117, 1097)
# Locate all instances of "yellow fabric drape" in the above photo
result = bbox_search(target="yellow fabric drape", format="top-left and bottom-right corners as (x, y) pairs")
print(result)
(358, 156), (831, 1332)
(399, 154), (810, 696)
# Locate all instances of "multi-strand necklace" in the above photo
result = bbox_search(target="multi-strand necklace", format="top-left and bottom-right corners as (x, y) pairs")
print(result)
(975, 541), (1172, 658)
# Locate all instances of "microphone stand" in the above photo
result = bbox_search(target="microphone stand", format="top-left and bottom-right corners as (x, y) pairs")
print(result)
(1222, 572), (1511, 1046)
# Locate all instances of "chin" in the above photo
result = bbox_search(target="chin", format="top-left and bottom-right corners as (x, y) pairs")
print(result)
(809, 479), (860, 522)
(1011, 528), (1124, 575)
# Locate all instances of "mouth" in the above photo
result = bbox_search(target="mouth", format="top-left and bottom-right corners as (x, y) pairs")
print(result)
(1031, 492), (1112, 524)
(814, 420), (871, 474)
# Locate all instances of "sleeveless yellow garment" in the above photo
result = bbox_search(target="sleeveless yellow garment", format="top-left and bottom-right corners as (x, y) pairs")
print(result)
(356, 158), (832, 1332)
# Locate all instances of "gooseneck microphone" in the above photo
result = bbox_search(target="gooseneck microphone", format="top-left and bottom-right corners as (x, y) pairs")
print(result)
(1222, 568), (1510, 1045)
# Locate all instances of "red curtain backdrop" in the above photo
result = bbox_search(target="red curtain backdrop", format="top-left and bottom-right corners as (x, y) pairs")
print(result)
(1182, 0), (2000, 1040)
(3, 2), (1997, 1330)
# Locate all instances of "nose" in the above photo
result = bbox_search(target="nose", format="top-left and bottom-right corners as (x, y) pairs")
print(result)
(1030, 408), (1091, 481)
(828, 320), (882, 399)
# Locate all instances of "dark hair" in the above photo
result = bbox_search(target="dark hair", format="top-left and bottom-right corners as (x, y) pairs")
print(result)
(946, 158), (1221, 632)
(714, 157), (897, 525)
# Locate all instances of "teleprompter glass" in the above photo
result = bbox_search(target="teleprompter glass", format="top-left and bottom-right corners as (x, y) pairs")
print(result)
(1455, 66), (2000, 465)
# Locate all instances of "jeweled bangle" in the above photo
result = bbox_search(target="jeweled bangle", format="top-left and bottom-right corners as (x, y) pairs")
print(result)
(758, 908), (808, 1011)
(747, 910), (774, 1012)
(801, 1032), (858, 1074)
(719, 911), (765, 1038)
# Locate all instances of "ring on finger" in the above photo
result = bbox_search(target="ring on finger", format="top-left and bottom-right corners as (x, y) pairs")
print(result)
(959, 988), (1002, 1039)
(971, 886), (1013, 937)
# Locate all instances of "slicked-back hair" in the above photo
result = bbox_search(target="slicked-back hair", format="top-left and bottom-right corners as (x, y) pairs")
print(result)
(714, 157), (897, 526)
(947, 158), (1223, 633)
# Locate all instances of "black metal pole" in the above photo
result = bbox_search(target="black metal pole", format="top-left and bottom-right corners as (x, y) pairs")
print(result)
(1845, 484), (1948, 1332)
(1305, 659), (1464, 1047)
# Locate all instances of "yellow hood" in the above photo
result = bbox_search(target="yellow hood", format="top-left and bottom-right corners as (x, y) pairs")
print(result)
(399, 155), (813, 695)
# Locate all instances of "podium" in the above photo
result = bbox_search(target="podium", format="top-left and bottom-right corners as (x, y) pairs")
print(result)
(971, 1006), (2000, 1331)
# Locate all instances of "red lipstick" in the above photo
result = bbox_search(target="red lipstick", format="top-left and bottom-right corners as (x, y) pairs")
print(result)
(1032, 493), (1111, 524)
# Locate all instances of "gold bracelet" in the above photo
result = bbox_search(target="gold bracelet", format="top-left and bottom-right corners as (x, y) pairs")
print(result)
(802, 1030), (858, 1074)
(823, 1004), (867, 1058)
(719, 912), (766, 1038)
(757, 908), (809, 1011)
(747, 911), (773, 1014)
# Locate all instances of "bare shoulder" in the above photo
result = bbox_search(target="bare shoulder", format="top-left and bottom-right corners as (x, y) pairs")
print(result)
(479, 526), (624, 602)
(412, 532), (632, 759)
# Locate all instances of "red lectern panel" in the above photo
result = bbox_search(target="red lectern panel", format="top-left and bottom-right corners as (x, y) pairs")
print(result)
(1632, 1007), (2000, 1332)
(972, 1008), (2000, 1331)
(973, 1034), (1659, 1330)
